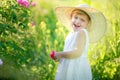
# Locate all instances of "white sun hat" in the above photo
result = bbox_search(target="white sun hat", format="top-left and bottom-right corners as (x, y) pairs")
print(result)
(55, 4), (107, 43)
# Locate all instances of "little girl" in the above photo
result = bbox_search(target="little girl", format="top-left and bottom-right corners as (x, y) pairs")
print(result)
(51, 4), (107, 80)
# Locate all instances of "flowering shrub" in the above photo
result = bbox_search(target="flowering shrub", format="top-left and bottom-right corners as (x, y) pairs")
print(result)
(0, 0), (37, 79)
(17, 0), (30, 8)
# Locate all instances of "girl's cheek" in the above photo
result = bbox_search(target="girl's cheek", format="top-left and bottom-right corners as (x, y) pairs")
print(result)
(71, 18), (74, 22)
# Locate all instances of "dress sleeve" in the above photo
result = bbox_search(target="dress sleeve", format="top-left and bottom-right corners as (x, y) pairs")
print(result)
(60, 29), (88, 59)
(73, 29), (87, 56)
(75, 29), (88, 50)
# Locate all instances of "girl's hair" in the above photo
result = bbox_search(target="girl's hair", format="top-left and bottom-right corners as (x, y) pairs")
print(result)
(70, 9), (91, 21)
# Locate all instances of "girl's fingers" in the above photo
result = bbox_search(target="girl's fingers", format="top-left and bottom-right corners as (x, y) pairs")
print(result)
(53, 57), (59, 62)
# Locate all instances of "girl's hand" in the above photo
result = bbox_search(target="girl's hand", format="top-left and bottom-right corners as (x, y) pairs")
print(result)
(54, 52), (62, 62)
(50, 50), (62, 62)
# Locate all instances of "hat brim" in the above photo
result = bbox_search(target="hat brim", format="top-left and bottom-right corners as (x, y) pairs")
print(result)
(55, 6), (107, 43)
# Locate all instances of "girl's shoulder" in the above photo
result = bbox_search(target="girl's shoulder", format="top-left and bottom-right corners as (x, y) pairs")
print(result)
(68, 29), (88, 38)
(76, 29), (88, 36)
(75, 29), (89, 41)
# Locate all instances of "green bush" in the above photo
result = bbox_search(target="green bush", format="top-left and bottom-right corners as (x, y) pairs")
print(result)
(0, 0), (37, 79)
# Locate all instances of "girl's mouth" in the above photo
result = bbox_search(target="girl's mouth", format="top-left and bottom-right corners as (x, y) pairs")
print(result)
(74, 24), (80, 28)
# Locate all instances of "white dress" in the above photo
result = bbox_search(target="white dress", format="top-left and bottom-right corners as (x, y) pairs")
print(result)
(55, 29), (92, 80)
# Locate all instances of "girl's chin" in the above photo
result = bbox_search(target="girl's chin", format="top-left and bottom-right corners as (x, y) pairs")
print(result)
(73, 28), (79, 31)
(73, 27), (84, 31)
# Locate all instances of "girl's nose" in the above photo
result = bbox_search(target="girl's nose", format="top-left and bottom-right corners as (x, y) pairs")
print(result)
(76, 19), (81, 25)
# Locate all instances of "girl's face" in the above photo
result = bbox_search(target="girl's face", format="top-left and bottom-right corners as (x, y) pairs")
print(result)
(71, 10), (90, 32)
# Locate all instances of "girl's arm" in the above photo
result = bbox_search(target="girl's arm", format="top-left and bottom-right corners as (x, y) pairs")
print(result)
(55, 29), (86, 60)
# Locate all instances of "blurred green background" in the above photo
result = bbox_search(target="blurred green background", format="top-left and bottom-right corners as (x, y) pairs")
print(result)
(0, 0), (120, 80)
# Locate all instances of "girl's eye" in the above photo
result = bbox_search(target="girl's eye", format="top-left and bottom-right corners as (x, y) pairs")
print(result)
(81, 19), (85, 22)
(74, 16), (78, 19)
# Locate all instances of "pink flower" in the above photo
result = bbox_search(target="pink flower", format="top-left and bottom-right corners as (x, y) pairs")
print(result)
(31, 2), (37, 7)
(0, 59), (3, 65)
(17, 0), (30, 8)
(17, 0), (22, 4)
(50, 50), (56, 59)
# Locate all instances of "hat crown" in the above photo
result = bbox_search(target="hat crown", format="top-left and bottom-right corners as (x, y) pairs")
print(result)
(76, 4), (91, 8)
